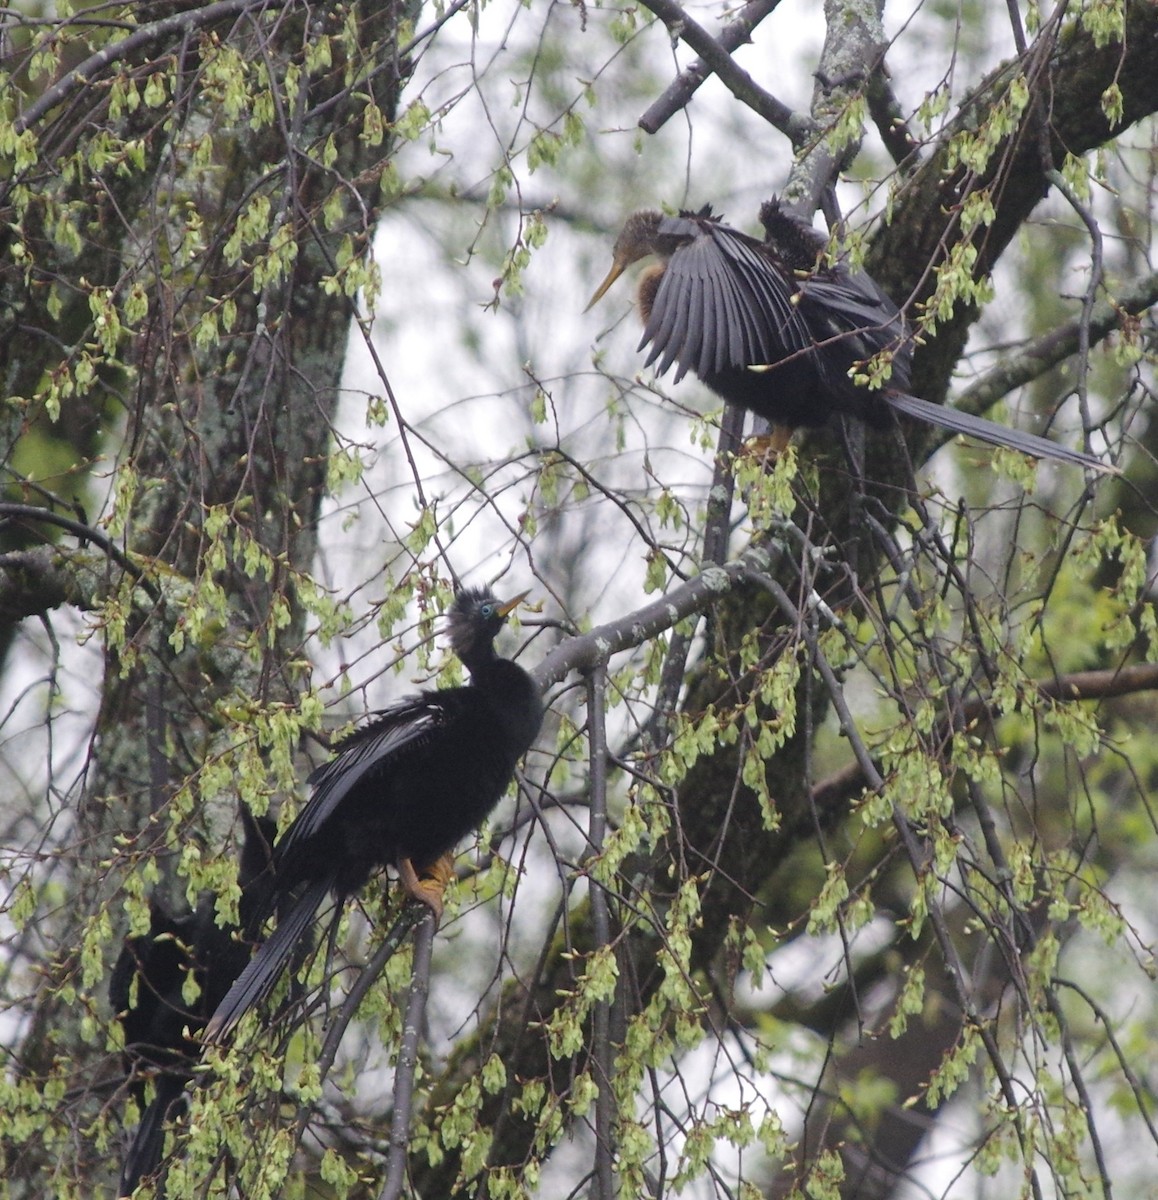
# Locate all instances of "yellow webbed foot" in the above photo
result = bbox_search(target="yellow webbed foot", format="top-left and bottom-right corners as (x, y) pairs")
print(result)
(398, 853), (456, 925)
(742, 424), (794, 464)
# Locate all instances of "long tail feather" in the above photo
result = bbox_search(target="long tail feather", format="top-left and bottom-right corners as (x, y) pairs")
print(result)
(885, 391), (1117, 474)
(204, 877), (331, 1043)
(118, 1074), (186, 1197)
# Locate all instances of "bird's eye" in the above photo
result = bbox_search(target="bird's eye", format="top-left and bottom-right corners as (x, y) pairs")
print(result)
(480, 602), (495, 618)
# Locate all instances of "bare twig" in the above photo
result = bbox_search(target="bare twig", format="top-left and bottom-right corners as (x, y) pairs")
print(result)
(291, 904), (427, 1150)
(640, 404), (746, 750)
(379, 909), (438, 1200)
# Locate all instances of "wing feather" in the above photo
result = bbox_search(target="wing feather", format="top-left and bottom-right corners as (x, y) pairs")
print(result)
(711, 225), (809, 364)
(643, 221), (803, 379)
(283, 700), (447, 855)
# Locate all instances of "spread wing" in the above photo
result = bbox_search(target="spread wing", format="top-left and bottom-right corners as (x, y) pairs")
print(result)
(642, 217), (810, 382)
(795, 266), (913, 392)
(279, 697), (449, 858)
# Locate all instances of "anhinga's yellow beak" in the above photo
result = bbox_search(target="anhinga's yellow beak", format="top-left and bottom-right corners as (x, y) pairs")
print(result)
(584, 259), (628, 312)
(495, 591), (530, 618)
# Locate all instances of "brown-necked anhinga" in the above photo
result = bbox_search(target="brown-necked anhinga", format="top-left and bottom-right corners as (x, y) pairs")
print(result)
(587, 202), (1114, 473)
(205, 586), (543, 1043)
(110, 809), (274, 1196)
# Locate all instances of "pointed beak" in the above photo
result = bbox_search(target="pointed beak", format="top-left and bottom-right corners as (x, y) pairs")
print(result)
(584, 260), (626, 312)
(495, 591), (530, 619)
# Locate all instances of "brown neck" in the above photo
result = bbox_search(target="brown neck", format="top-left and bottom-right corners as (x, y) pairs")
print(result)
(636, 263), (666, 324)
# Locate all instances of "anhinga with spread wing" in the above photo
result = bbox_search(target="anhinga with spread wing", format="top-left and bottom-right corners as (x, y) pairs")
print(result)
(205, 587), (543, 1043)
(587, 201), (1112, 473)
(110, 809), (274, 1196)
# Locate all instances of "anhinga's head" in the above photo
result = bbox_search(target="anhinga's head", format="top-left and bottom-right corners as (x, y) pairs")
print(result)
(584, 210), (669, 311)
(446, 587), (528, 666)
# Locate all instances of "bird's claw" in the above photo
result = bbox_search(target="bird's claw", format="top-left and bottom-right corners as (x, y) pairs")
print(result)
(742, 426), (794, 464)
(398, 854), (455, 925)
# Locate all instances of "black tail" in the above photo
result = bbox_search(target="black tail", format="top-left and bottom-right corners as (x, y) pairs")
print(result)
(236, 808), (278, 941)
(203, 877), (332, 1043)
(118, 1074), (186, 1197)
(884, 391), (1116, 474)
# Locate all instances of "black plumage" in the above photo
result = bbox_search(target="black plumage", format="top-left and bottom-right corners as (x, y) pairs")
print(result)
(205, 586), (543, 1043)
(109, 809), (274, 1196)
(587, 202), (1113, 472)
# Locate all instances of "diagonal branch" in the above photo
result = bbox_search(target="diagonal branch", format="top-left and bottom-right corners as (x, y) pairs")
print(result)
(532, 547), (776, 691)
(636, 0), (815, 142)
(13, 0), (291, 137)
(639, 0), (786, 134)
(952, 270), (1158, 419)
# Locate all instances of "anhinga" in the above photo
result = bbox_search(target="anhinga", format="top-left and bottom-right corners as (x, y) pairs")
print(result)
(109, 809), (274, 1196)
(587, 202), (1113, 473)
(205, 586), (543, 1043)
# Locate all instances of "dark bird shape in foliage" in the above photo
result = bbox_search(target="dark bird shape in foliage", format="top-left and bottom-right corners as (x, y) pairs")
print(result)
(109, 809), (274, 1196)
(587, 202), (1114, 473)
(205, 586), (543, 1043)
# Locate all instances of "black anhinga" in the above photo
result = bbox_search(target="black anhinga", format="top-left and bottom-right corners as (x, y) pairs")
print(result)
(587, 202), (1114, 473)
(109, 810), (274, 1196)
(205, 587), (543, 1043)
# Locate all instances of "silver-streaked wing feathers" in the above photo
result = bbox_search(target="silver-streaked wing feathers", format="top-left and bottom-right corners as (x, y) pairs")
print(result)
(282, 701), (446, 854)
(641, 218), (808, 382)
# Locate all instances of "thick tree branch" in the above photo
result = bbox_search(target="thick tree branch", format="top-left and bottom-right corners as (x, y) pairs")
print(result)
(639, 0), (785, 134)
(782, 0), (890, 215)
(0, 545), (117, 620)
(0, 503), (153, 591)
(637, 0), (815, 142)
(532, 546), (778, 692)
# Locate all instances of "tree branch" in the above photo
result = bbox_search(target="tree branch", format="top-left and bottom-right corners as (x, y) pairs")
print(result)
(781, 0), (890, 215)
(13, 0), (292, 136)
(953, 270), (1158, 419)
(0, 503), (153, 593)
(379, 910), (437, 1200)
(639, 0), (785, 134)
(532, 546), (778, 692)
(584, 665), (617, 1200)
(0, 545), (116, 620)
(636, 0), (815, 142)
(809, 662), (1158, 821)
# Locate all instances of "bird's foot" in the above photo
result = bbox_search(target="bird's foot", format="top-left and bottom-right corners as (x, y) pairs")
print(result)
(742, 425), (794, 465)
(398, 854), (454, 925)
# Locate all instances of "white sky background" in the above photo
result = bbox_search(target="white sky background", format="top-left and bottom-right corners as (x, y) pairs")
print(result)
(1, 1), (1154, 1196)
